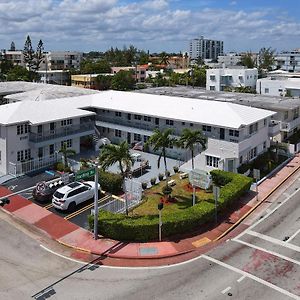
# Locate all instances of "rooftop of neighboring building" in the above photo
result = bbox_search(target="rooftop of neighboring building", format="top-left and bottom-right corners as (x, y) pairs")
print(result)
(136, 86), (300, 111)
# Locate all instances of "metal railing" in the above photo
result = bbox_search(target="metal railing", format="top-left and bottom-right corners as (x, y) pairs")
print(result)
(29, 122), (94, 143)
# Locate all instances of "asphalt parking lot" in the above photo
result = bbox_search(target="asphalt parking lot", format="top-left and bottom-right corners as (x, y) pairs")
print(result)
(2, 170), (115, 230)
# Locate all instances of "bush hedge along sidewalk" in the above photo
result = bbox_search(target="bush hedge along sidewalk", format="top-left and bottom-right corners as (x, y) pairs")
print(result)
(89, 170), (252, 242)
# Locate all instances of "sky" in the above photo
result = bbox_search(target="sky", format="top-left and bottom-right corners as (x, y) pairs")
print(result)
(0, 0), (300, 54)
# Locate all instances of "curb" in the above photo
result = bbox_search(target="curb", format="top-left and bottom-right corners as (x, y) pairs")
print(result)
(57, 239), (92, 254)
(214, 156), (300, 242)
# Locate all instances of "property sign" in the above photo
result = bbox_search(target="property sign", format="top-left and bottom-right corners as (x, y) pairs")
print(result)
(253, 169), (260, 180)
(36, 181), (46, 192)
(213, 185), (220, 201)
(75, 168), (95, 181)
(189, 169), (212, 190)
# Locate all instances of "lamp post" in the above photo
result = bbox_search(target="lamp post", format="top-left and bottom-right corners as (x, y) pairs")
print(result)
(93, 161), (99, 240)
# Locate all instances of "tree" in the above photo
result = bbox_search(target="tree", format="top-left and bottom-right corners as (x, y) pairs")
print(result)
(259, 47), (275, 73)
(177, 128), (207, 205)
(80, 59), (111, 74)
(146, 128), (176, 187)
(6, 65), (31, 81)
(10, 41), (16, 51)
(99, 141), (134, 215)
(59, 143), (76, 169)
(195, 56), (204, 67)
(177, 129), (207, 169)
(159, 51), (170, 66)
(23, 35), (35, 72)
(34, 39), (44, 71)
(99, 141), (134, 178)
(241, 52), (256, 68)
(111, 70), (135, 90)
(96, 75), (112, 90)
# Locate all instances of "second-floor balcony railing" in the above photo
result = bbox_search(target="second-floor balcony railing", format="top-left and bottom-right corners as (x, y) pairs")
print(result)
(29, 122), (94, 143)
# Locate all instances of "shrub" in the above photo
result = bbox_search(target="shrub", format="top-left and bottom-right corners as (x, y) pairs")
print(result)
(54, 162), (70, 172)
(141, 182), (148, 189)
(150, 177), (156, 185)
(165, 170), (170, 177)
(99, 170), (123, 194)
(162, 185), (172, 196)
(89, 171), (252, 242)
(173, 166), (179, 173)
(158, 173), (164, 181)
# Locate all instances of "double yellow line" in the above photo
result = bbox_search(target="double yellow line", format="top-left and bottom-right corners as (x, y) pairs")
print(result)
(64, 194), (111, 220)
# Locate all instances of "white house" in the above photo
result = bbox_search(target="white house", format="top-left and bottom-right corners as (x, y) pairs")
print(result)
(206, 67), (258, 92)
(275, 49), (300, 72)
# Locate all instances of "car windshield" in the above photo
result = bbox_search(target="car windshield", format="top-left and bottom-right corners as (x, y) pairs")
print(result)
(53, 191), (65, 199)
(83, 183), (92, 188)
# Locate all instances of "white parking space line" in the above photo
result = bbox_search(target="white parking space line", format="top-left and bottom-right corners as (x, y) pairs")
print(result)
(246, 230), (300, 252)
(221, 286), (231, 294)
(202, 255), (299, 300)
(287, 229), (300, 243)
(234, 187), (300, 241)
(237, 275), (246, 283)
(232, 238), (300, 266)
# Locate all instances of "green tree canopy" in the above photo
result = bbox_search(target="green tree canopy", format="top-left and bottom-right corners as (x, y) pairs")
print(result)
(241, 52), (256, 68)
(259, 47), (275, 71)
(80, 59), (111, 74)
(6, 65), (31, 81)
(95, 75), (112, 90)
(111, 70), (135, 90)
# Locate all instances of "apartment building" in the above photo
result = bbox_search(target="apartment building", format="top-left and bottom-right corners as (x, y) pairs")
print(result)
(275, 49), (300, 72)
(111, 66), (147, 82)
(0, 50), (26, 67)
(0, 84), (275, 176)
(37, 70), (70, 85)
(42, 51), (83, 71)
(71, 74), (113, 90)
(206, 67), (258, 92)
(218, 53), (242, 67)
(189, 36), (223, 61)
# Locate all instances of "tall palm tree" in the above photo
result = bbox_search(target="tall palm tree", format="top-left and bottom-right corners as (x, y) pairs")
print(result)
(99, 141), (134, 215)
(177, 128), (207, 169)
(99, 141), (134, 177)
(146, 128), (176, 185)
(59, 143), (76, 169)
(177, 128), (207, 206)
(159, 51), (170, 66)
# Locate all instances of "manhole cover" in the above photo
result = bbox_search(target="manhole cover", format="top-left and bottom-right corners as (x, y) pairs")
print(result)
(139, 247), (158, 255)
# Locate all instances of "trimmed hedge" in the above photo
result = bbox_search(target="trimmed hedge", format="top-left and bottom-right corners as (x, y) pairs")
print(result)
(89, 170), (252, 242)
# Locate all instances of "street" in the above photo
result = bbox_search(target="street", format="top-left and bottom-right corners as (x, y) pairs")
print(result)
(1, 171), (299, 300)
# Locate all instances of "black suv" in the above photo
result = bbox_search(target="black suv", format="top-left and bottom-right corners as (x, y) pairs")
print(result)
(32, 181), (64, 203)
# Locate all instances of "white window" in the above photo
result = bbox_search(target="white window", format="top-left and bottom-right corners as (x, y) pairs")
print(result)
(210, 86), (215, 91)
(134, 114), (142, 120)
(210, 75), (215, 81)
(61, 119), (72, 126)
(115, 129), (121, 137)
(115, 112), (122, 117)
(206, 155), (220, 168)
(202, 125), (212, 132)
(144, 116), (151, 122)
(264, 88), (269, 94)
(166, 119), (174, 126)
(17, 124), (30, 135)
(134, 133), (141, 141)
(229, 130), (239, 137)
(61, 139), (72, 148)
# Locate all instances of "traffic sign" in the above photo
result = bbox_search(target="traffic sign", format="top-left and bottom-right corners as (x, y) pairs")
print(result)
(75, 168), (95, 181)
(36, 181), (46, 192)
(253, 169), (260, 180)
(61, 172), (70, 184)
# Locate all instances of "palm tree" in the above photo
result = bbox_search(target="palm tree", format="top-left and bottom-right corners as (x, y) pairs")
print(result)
(159, 51), (170, 66)
(146, 128), (176, 185)
(99, 141), (134, 177)
(99, 141), (134, 215)
(177, 128), (207, 169)
(59, 143), (76, 169)
(177, 128), (207, 205)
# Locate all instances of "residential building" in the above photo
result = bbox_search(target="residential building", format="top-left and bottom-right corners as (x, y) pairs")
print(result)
(71, 74), (112, 90)
(42, 51), (83, 71)
(0, 84), (275, 176)
(275, 49), (300, 72)
(189, 36), (223, 61)
(139, 86), (300, 143)
(218, 53), (242, 67)
(37, 70), (70, 85)
(111, 66), (147, 82)
(0, 50), (26, 67)
(206, 67), (258, 92)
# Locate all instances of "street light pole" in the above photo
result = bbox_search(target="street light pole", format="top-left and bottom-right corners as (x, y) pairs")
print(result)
(93, 162), (99, 240)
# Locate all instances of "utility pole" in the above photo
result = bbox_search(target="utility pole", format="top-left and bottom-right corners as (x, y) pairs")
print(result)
(93, 162), (99, 240)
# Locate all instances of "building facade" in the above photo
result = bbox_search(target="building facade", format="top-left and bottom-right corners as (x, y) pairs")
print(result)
(275, 49), (300, 72)
(189, 36), (223, 61)
(206, 68), (258, 92)
(218, 53), (242, 67)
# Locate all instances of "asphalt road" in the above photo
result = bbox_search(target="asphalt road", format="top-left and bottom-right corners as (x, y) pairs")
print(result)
(1, 172), (299, 300)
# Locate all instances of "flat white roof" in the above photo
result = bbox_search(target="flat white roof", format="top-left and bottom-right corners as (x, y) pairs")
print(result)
(0, 89), (276, 128)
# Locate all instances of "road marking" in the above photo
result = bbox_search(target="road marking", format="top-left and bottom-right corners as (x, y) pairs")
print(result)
(235, 186), (300, 241)
(202, 255), (299, 300)
(44, 204), (53, 209)
(65, 195), (111, 220)
(246, 230), (300, 253)
(192, 237), (211, 248)
(287, 228), (300, 243)
(237, 275), (246, 283)
(221, 286), (231, 294)
(232, 238), (300, 266)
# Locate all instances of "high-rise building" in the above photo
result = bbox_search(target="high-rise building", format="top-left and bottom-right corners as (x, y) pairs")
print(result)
(189, 36), (223, 61)
(275, 49), (300, 72)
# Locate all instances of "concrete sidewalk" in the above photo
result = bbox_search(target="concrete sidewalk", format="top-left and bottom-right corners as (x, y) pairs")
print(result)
(1, 154), (300, 263)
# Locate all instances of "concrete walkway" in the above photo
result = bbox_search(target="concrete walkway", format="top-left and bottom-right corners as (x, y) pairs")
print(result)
(1, 154), (300, 265)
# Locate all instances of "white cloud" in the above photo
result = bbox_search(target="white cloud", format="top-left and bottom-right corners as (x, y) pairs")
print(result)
(0, 0), (299, 52)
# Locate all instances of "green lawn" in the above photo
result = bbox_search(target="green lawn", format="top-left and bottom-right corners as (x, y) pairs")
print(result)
(131, 173), (214, 216)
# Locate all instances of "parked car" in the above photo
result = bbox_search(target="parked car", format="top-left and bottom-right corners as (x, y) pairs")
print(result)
(52, 181), (98, 211)
(32, 180), (64, 203)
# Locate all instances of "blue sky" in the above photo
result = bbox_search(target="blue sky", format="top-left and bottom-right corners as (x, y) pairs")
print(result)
(0, 0), (299, 53)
